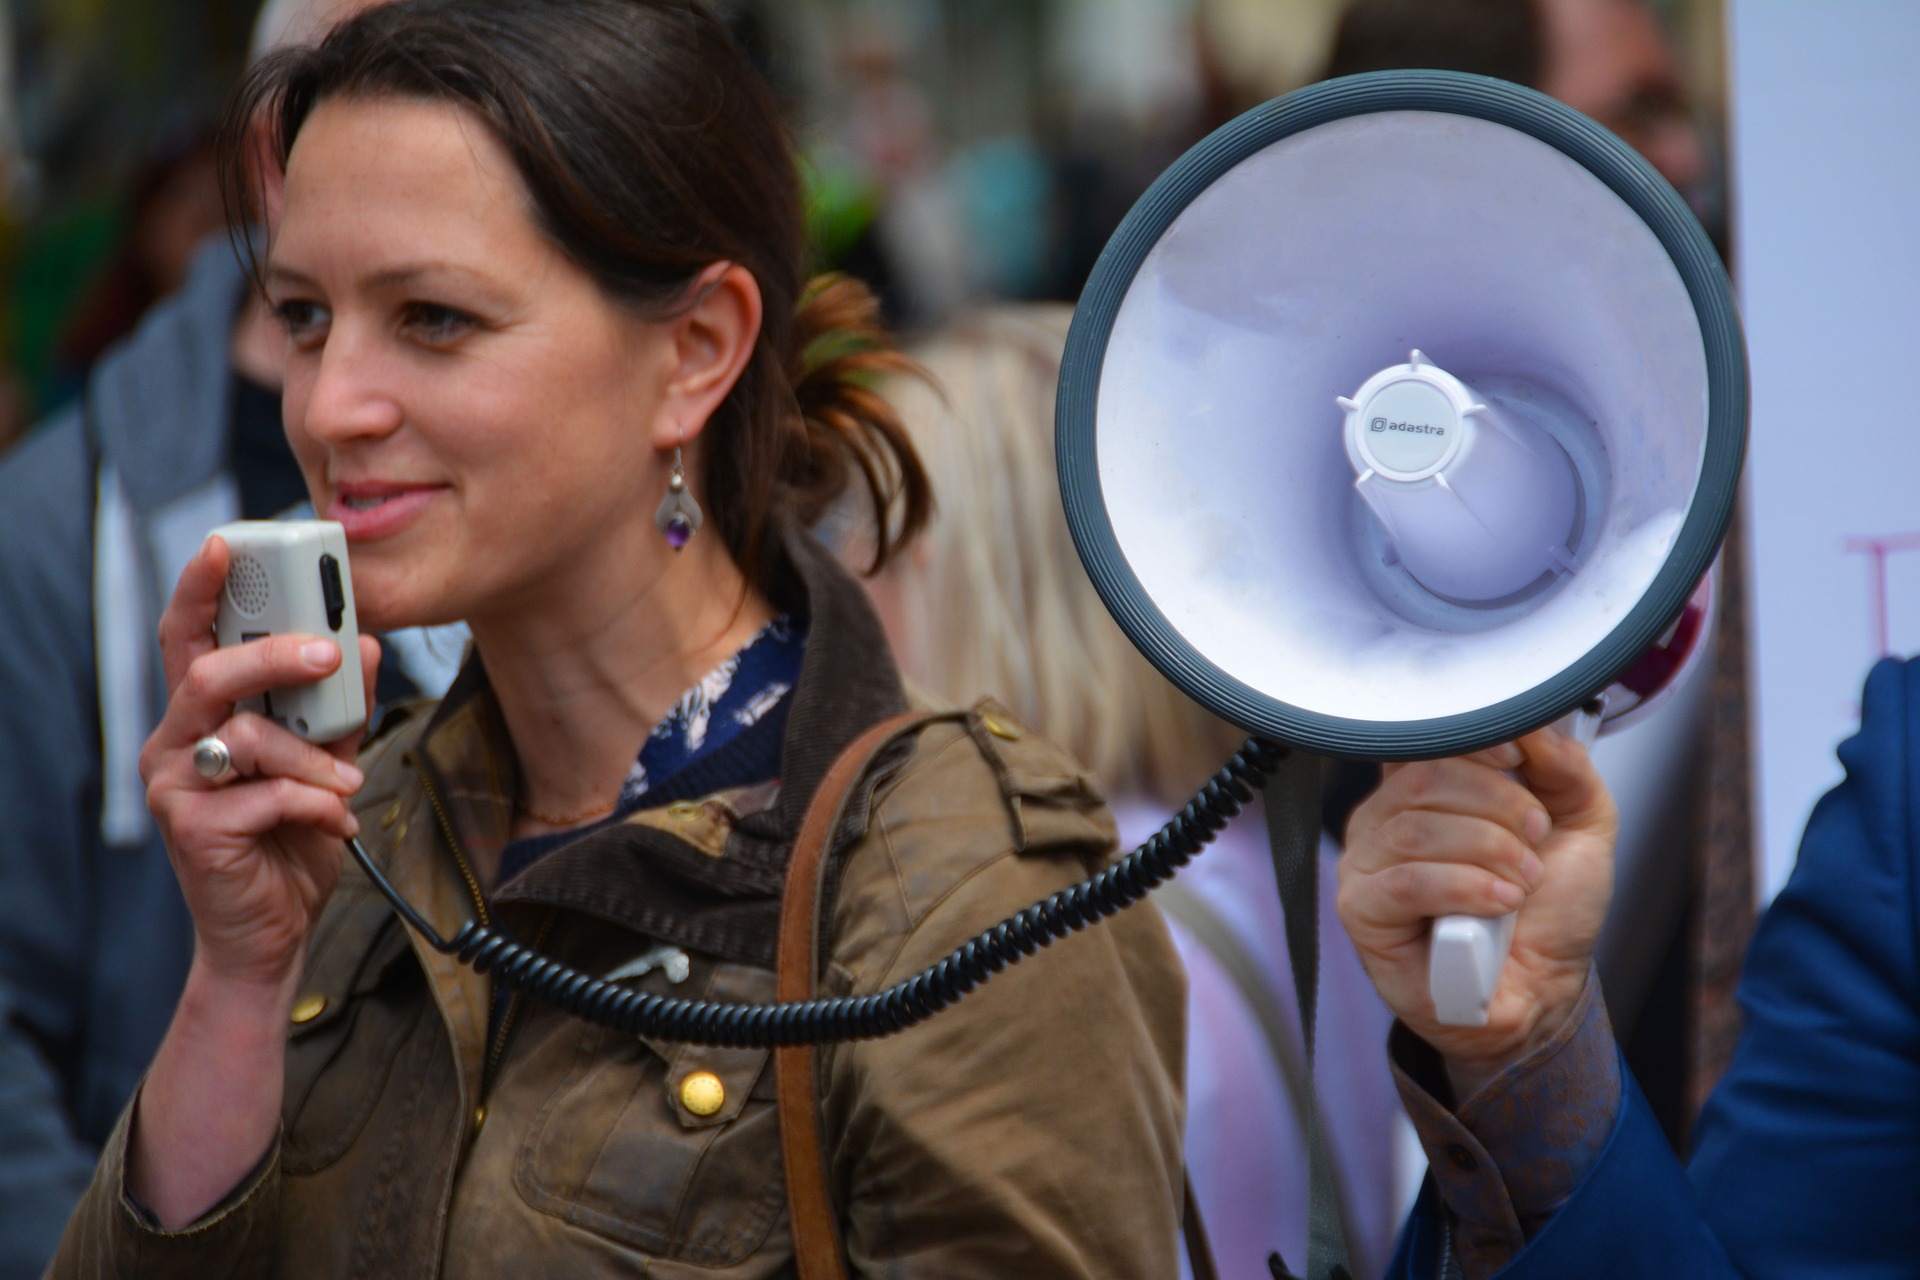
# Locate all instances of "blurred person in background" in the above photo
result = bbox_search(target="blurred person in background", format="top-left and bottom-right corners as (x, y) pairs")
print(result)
(0, 0), (405, 1272)
(1326, 0), (1709, 213)
(0, 6), (30, 456)
(823, 26), (964, 327)
(1534, 0), (1707, 200)
(1316, 6), (1765, 1277)
(859, 304), (1405, 1280)
(49, 128), (227, 388)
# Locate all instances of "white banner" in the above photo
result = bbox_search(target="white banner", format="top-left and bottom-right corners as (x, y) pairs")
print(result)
(1728, 0), (1920, 899)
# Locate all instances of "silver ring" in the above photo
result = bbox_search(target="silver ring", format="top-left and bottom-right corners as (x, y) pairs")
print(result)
(192, 736), (235, 782)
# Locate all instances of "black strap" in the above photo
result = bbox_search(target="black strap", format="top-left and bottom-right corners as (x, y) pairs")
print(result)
(1183, 1173), (1219, 1280)
(1262, 750), (1353, 1280)
(1154, 879), (1316, 1138)
(1156, 878), (1366, 1269)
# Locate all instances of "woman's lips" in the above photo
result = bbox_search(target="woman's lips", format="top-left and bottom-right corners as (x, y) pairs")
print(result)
(325, 486), (444, 540)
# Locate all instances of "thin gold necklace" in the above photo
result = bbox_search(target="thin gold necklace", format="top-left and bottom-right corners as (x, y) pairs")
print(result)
(514, 793), (618, 827)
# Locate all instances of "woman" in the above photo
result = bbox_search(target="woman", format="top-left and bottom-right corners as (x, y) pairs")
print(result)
(860, 306), (1405, 1280)
(51, 5), (1185, 1276)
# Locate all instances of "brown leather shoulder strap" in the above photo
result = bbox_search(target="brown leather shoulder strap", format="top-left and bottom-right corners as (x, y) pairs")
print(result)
(776, 711), (941, 1280)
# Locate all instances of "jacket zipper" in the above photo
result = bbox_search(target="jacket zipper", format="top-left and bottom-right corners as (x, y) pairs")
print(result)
(413, 756), (561, 1094)
(485, 909), (556, 1090)
(414, 758), (490, 928)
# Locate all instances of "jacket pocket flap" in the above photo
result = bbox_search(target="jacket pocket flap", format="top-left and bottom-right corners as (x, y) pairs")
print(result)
(659, 1045), (770, 1129)
(288, 893), (413, 1039)
(636, 961), (775, 1129)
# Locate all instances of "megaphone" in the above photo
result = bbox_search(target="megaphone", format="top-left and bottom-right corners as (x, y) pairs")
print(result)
(1056, 72), (1746, 1025)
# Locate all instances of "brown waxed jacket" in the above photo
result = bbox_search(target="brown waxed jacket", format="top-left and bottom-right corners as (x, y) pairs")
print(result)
(50, 528), (1187, 1279)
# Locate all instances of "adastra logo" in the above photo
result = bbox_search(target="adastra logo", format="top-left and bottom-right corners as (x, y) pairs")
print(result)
(1370, 416), (1445, 437)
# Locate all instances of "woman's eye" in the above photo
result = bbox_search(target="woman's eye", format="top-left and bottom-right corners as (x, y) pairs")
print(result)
(274, 299), (330, 342)
(402, 302), (478, 344)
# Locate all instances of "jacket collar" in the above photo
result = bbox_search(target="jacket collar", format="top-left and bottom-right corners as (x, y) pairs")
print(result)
(405, 522), (908, 968)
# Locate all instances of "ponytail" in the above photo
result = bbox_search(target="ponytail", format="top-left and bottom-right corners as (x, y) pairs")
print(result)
(781, 273), (932, 574)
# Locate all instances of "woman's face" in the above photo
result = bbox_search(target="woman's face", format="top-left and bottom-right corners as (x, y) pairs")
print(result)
(267, 95), (678, 631)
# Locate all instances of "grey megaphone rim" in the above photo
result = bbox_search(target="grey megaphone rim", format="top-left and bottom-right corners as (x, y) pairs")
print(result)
(1056, 70), (1747, 761)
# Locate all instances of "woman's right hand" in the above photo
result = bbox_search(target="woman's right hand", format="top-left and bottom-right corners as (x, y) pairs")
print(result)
(139, 534), (381, 992)
(126, 536), (383, 1227)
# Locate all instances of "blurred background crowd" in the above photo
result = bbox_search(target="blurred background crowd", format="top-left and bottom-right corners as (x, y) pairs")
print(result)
(0, 0), (1727, 458)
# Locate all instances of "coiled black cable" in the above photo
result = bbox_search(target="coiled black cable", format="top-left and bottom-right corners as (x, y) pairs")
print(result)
(345, 736), (1287, 1047)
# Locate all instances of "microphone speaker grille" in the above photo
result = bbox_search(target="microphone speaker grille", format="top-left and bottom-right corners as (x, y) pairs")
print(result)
(226, 555), (271, 618)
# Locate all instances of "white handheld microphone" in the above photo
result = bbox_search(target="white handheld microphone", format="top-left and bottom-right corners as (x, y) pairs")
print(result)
(211, 520), (367, 743)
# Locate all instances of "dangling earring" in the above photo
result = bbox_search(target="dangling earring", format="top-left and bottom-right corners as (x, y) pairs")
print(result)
(653, 432), (703, 552)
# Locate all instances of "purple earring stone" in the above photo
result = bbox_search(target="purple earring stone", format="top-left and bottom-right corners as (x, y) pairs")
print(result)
(654, 449), (703, 552)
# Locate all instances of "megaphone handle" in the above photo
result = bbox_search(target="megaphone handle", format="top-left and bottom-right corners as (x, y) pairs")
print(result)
(1427, 701), (1605, 1027)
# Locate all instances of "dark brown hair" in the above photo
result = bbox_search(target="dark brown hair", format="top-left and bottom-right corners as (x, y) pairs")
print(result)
(1325, 0), (1542, 87)
(219, 0), (929, 585)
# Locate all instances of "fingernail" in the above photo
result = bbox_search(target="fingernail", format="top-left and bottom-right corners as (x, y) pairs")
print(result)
(1491, 743), (1524, 770)
(344, 813), (361, 838)
(1493, 879), (1526, 908)
(1521, 851), (1546, 888)
(336, 761), (364, 789)
(1524, 809), (1551, 844)
(303, 640), (337, 668)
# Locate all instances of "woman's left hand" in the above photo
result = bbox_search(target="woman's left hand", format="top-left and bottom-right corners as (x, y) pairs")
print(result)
(1336, 727), (1618, 1099)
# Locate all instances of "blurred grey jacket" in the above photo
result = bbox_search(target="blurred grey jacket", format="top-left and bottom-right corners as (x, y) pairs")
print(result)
(0, 238), (249, 1277)
(0, 236), (462, 1277)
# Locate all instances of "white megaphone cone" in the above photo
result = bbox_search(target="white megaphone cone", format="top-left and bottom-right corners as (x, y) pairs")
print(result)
(1055, 71), (1746, 1023)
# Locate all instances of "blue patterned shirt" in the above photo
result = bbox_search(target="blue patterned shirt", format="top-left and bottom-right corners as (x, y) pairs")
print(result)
(496, 614), (807, 886)
(617, 613), (802, 809)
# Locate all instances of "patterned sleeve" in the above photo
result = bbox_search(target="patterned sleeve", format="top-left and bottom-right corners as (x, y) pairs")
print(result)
(1389, 972), (1623, 1277)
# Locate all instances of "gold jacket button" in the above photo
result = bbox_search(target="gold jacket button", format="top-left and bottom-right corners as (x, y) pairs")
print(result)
(472, 1105), (488, 1135)
(680, 1071), (726, 1117)
(982, 714), (1021, 741)
(667, 800), (706, 822)
(289, 994), (327, 1025)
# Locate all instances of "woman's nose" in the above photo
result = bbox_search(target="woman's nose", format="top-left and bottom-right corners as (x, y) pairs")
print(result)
(296, 331), (405, 444)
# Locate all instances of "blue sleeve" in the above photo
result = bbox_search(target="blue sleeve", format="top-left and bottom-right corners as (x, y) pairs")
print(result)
(0, 414), (117, 1270)
(1389, 1069), (1740, 1280)
(1389, 656), (1920, 1280)
(1684, 655), (1920, 1277)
